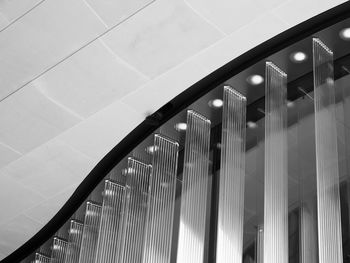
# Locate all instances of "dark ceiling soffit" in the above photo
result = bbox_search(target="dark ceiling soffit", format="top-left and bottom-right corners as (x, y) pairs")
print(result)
(3, 2), (350, 262)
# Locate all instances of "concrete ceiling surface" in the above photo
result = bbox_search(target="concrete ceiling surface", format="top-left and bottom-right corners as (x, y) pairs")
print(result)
(0, 0), (346, 259)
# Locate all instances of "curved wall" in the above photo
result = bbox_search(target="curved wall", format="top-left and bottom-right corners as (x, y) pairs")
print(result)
(0, 0), (346, 259)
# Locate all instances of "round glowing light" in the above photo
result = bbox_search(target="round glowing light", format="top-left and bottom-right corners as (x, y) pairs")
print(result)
(340, 28), (350, 40)
(208, 99), (223, 108)
(290, 51), (307, 63)
(287, 100), (295, 108)
(247, 75), (264, 85)
(146, 145), (158, 154)
(247, 121), (257, 129)
(175, 122), (187, 131)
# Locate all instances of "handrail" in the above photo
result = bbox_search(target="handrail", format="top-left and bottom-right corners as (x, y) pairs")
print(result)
(2, 2), (350, 262)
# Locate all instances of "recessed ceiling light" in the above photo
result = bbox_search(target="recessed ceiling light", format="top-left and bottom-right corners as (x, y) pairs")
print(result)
(208, 99), (223, 108)
(340, 27), (350, 40)
(247, 74), (264, 85)
(287, 100), (295, 108)
(247, 121), (257, 129)
(290, 51), (307, 63)
(175, 122), (187, 131)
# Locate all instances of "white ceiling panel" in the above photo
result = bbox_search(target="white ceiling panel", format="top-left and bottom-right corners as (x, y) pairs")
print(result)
(0, 0), (42, 27)
(195, 14), (289, 74)
(2, 139), (95, 198)
(33, 40), (148, 118)
(24, 185), (78, 225)
(0, 84), (81, 153)
(122, 59), (210, 115)
(102, 0), (223, 78)
(59, 101), (144, 161)
(184, 0), (262, 34)
(0, 142), (21, 168)
(0, 175), (44, 224)
(84, 0), (154, 27)
(272, 0), (347, 26)
(251, 0), (288, 10)
(0, 0), (106, 100)
(0, 214), (42, 257)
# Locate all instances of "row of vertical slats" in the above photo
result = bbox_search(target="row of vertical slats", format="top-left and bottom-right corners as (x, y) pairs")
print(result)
(78, 202), (102, 263)
(176, 110), (211, 263)
(216, 87), (246, 263)
(95, 180), (126, 263)
(120, 157), (151, 263)
(25, 37), (347, 263)
(64, 220), (83, 263)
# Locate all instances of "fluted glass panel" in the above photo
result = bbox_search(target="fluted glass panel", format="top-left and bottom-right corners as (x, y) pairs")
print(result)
(216, 86), (246, 263)
(176, 110), (211, 263)
(120, 157), (151, 263)
(143, 134), (179, 263)
(94, 180), (126, 263)
(313, 38), (343, 263)
(78, 202), (102, 263)
(64, 220), (83, 263)
(35, 253), (51, 263)
(50, 238), (67, 263)
(263, 62), (288, 263)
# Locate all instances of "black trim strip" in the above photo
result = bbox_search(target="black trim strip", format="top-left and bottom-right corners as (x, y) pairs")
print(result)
(3, 2), (350, 262)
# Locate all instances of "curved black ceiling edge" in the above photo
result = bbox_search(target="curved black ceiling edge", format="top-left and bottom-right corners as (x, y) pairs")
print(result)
(3, 2), (350, 262)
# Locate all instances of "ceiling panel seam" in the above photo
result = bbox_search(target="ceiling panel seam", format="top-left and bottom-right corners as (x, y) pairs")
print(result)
(0, 0), (46, 33)
(183, 0), (227, 36)
(0, 0), (157, 104)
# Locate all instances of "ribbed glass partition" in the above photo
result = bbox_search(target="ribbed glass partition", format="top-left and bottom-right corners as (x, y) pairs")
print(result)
(313, 38), (343, 263)
(263, 62), (288, 263)
(119, 158), (151, 263)
(216, 86), (246, 263)
(51, 238), (67, 263)
(142, 134), (179, 263)
(78, 202), (102, 263)
(95, 180), (126, 263)
(176, 110), (211, 263)
(13, 12), (350, 263)
(34, 253), (50, 263)
(64, 220), (83, 263)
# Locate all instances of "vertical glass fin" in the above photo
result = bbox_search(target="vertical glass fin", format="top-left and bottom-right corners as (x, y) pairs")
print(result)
(176, 110), (211, 263)
(64, 220), (83, 263)
(264, 62), (288, 263)
(94, 180), (127, 263)
(216, 86), (246, 263)
(35, 253), (51, 263)
(142, 134), (179, 263)
(78, 202), (102, 263)
(120, 157), (151, 263)
(313, 38), (343, 263)
(51, 237), (67, 263)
